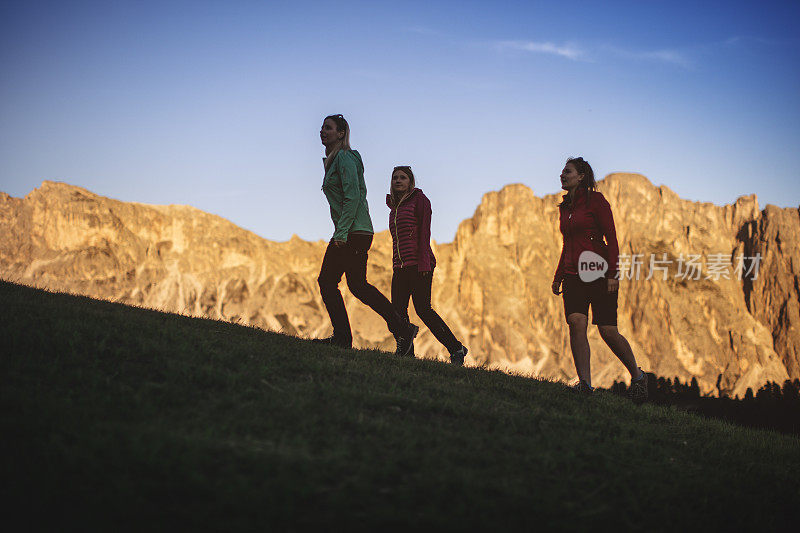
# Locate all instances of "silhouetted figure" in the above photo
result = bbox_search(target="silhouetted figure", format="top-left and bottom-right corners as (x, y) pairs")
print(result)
(550, 157), (648, 401)
(386, 166), (468, 365)
(313, 114), (417, 355)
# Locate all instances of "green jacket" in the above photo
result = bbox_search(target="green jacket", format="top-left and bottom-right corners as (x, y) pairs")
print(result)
(322, 149), (374, 241)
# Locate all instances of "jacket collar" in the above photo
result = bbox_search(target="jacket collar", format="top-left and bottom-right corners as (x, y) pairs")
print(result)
(386, 187), (419, 208)
(561, 186), (591, 207)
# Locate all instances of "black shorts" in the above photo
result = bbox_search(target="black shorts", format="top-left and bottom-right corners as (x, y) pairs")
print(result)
(562, 274), (618, 326)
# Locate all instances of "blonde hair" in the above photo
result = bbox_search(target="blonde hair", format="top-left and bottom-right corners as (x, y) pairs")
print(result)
(323, 114), (351, 171)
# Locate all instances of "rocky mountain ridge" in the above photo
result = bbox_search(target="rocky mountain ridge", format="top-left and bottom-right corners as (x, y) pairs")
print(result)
(1, 176), (798, 396)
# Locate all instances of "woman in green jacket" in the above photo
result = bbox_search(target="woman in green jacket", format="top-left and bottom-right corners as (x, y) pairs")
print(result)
(314, 114), (417, 356)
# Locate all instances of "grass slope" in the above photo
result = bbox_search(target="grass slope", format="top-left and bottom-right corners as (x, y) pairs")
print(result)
(1, 280), (798, 530)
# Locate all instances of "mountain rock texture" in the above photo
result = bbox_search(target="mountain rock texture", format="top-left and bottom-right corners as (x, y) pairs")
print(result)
(2, 177), (798, 396)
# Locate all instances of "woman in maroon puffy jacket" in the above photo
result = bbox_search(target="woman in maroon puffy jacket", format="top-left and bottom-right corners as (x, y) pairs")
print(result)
(551, 157), (648, 400)
(387, 166), (468, 365)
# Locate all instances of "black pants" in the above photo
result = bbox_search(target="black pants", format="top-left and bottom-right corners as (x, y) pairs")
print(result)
(317, 233), (405, 345)
(391, 266), (461, 354)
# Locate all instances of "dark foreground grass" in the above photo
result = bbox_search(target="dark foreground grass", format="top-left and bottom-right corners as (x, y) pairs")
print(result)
(1, 280), (798, 531)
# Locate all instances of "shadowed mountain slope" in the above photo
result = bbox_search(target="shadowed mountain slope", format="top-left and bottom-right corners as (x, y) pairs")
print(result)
(1, 280), (798, 529)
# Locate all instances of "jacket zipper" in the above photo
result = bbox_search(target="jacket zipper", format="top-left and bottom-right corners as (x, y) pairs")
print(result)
(567, 193), (599, 275)
(394, 194), (408, 268)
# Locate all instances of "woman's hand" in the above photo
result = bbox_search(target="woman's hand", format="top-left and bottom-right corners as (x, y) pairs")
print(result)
(551, 280), (562, 295)
(607, 277), (619, 292)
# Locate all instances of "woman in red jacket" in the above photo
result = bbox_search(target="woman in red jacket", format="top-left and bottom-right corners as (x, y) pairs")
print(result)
(551, 157), (648, 400)
(387, 166), (468, 365)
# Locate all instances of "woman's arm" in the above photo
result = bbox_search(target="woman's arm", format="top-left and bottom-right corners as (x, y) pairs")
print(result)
(332, 151), (360, 243)
(553, 242), (566, 285)
(552, 207), (567, 285)
(417, 194), (434, 272)
(594, 194), (620, 279)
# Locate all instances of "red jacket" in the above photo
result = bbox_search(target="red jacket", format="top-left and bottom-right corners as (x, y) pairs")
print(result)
(553, 188), (620, 283)
(386, 188), (436, 271)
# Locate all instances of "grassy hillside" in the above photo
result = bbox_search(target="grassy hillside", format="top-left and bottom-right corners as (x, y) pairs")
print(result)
(1, 280), (798, 530)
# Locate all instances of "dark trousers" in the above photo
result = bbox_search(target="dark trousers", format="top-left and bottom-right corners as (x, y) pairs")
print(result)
(391, 266), (461, 354)
(317, 233), (405, 345)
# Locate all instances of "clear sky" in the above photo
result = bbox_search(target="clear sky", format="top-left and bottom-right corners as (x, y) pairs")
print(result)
(1, 0), (798, 242)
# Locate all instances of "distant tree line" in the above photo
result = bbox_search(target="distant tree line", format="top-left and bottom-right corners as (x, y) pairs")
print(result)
(606, 376), (800, 436)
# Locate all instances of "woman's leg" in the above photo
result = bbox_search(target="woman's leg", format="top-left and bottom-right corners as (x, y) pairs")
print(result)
(410, 270), (462, 354)
(598, 325), (640, 378)
(562, 275), (592, 385)
(566, 312), (591, 385)
(343, 234), (407, 336)
(317, 240), (352, 345)
(590, 278), (641, 379)
(391, 267), (414, 325)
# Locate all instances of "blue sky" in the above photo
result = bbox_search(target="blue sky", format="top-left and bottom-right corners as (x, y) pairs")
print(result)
(1, 0), (798, 242)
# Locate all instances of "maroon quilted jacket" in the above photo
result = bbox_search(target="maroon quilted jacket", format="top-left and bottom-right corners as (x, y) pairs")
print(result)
(386, 188), (436, 271)
(553, 187), (620, 283)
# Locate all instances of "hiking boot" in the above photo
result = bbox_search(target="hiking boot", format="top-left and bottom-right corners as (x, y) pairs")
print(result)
(310, 336), (352, 349)
(627, 368), (649, 403)
(571, 380), (594, 395)
(450, 345), (468, 366)
(395, 323), (419, 357)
